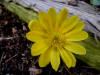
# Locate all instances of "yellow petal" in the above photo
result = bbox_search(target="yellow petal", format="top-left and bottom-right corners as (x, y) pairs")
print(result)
(39, 11), (52, 31)
(39, 49), (51, 67)
(65, 51), (76, 67)
(61, 16), (79, 33)
(58, 8), (69, 23)
(28, 20), (48, 34)
(55, 8), (69, 29)
(73, 21), (85, 31)
(31, 40), (48, 56)
(65, 31), (88, 41)
(48, 8), (57, 26)
(50, 48), (60, 71)
(28, 20), (39, 31)
(26, 31), (48, 42)
(64, 42), (86, 55)
(58, 47), (72, 68)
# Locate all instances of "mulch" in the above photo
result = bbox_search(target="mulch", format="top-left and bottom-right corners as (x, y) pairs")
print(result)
(0, 4), (100, 75)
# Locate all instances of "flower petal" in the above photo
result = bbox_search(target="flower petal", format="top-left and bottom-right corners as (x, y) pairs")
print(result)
(31, 40), (48, 56)
(28, 20), (48, 34)
(58, 47), (72, 68)
(28, 20), (40, 31)
(73, 21), (85, 31)
(26, 31), (48, 42)
(65, 50), (76, 67)
(61, 16), (79, 33)
(65, 31), (88, 41)
(39, 49), (51, 67)
(39, 11), (52, 31)
(50, 48), (60, 71)
(48, 8), (57, 26)
(64, 42), (86, 55)
(55, 8), (69, 29)
(67, 51), (76, 67)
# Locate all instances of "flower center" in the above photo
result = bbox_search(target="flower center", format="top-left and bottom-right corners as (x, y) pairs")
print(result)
(54, 35), (59, 40)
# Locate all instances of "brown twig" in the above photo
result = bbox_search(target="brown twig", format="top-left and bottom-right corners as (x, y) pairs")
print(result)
(0, 37), (14, 41)
(64, 66), (73, 75)
(0, 52), (5, 64)
(5, 54), (18, 63)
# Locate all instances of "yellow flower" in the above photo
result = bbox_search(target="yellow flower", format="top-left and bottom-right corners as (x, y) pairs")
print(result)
(26, 8), (88, 71)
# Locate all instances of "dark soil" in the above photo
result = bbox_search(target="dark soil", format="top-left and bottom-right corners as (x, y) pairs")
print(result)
(0, 4), (100, 75)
